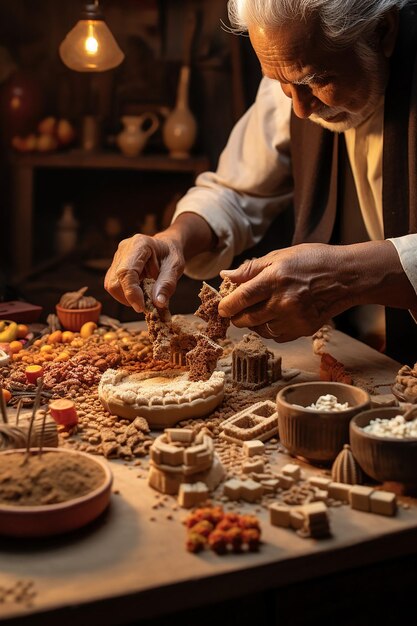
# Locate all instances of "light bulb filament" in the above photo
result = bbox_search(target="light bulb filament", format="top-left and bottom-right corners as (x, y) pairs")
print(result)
(85, 23), (99, 55)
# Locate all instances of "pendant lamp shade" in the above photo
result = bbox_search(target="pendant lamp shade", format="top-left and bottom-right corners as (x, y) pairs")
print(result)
(59, 2), (124, 72)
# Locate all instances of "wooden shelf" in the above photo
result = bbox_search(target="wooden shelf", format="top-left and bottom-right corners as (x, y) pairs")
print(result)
(12, 150), (210, 175)
(10, 150), (211, 277)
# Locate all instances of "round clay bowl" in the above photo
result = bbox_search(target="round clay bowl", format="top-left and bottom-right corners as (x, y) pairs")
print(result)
(277, 381), (371, 464)
(350, 407), (417, 484)
(56, 302), (102, 331)
(0, 448), (113, 538)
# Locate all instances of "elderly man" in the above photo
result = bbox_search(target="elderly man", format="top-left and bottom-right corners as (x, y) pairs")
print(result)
(105, 0), (417, 364)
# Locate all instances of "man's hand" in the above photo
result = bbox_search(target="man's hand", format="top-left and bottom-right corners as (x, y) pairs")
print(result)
(104, 233), (185, 313)
(218, 243), (356, 342)
(104, 212), (217, 313)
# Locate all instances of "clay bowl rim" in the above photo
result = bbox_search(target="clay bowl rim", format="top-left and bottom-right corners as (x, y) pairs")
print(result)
(0, 447), (113, 514)
(56, 302), (102, 314)
(350, 406), (417, 443)
(277, 381), (371, 416)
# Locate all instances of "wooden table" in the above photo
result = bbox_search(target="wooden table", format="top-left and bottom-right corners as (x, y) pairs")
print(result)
(0, 326), (415, 626)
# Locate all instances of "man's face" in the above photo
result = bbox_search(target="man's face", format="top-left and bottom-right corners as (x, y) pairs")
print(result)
(249, 18), (391, 132)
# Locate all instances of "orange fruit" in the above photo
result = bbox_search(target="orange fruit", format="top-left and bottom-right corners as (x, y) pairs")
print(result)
(47, 330), (63, 344)
(16, 324), (29, 339)
(9, 340), (23, 354)
(40, 344), (53, 353)
(61, 331), (75, 343)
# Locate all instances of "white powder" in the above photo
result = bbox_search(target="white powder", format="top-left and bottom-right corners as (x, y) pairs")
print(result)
(307, 394), (350, 412)
(363, 415), (417, 439)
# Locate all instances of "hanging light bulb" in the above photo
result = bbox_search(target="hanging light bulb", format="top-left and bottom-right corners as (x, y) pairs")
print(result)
(59, 1), (125, 72)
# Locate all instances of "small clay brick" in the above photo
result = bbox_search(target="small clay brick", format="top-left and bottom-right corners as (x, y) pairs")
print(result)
(307, 476), (332, 489)
(297, 501), (328, 522)
(242, 459), (265, 475)
(290, 510), (305, 530)
(269, 503), (291, 528)
(282, 463), (301, 481)
(240, 479), (263, 503)
(370, 490), (397, 516)
(243, 440), (265, 457)
(328, 482), (351, 502)
(349, 485), (374, 512)
(277, 474), (295, 490)
(261, 479), (280, 493)
(166, 428), (195, 444)
(178, 482), (209, 508)
(223, 479), (243, 500)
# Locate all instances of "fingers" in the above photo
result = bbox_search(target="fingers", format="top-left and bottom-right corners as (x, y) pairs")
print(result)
(104, 238), (154, 313)
(116, 269), (145, 313)
(155, 253), (184, 307)
(220, 257), (265, 284)
(219, 271), (272, 319)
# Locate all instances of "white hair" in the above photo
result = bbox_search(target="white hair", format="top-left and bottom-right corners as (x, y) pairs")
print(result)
(227, 0), (414, 44)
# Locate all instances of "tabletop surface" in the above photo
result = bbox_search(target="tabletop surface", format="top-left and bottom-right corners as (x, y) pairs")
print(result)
(0, 321), (414, 625)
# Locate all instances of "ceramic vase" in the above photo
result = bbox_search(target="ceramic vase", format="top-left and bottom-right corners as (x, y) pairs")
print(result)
(163, 65), (197, 159)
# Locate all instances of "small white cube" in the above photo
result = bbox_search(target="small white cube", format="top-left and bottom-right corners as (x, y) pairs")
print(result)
(242, 459), (264, 475)
(261, 479), (280, 493)
(349, 485), (374, 512)
(282, 463), (301, 481)
(243, 440), (265, 457)
(370, 490), (397, 516)
(328, 482), (351, 502)
(307, 476), (332, 489)
(178, 482), (209, 508)
(223, 479), (243, 501)
(276, 474), (295, 490)
(269, 503), (291, 528)
(241, 479), (263, 503)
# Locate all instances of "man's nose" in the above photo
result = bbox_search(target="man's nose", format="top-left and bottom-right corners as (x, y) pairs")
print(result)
(281, 83), (319, 119)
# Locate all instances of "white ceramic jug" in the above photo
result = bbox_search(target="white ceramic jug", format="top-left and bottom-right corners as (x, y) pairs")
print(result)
(117, 113), (159, 157)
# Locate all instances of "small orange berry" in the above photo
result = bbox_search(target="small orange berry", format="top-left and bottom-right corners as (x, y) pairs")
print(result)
(1, 389), (11, 404)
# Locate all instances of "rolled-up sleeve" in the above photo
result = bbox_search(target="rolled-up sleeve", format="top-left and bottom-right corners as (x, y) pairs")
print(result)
(388, 234), (417, 320)
(172, 77), (294, 279)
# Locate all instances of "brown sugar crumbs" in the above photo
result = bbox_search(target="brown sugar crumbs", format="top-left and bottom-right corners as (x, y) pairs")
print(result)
(0, 451), (105, 506)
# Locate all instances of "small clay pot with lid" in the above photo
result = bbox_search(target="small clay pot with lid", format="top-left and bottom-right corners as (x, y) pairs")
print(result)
(56, 286), (101, 331)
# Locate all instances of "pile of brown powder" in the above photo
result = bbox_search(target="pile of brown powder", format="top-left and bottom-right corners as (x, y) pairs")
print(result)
(0, 451), (105, 506)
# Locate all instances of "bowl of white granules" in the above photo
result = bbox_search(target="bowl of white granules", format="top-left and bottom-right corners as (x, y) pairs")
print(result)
(350, 407), (417, 484)
(277, 382), (371, 464)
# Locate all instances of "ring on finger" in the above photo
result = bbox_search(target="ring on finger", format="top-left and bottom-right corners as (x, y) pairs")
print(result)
(265, 322), (281, 338)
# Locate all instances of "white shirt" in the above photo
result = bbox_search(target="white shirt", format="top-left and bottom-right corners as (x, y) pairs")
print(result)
(172, 76), (417, 300)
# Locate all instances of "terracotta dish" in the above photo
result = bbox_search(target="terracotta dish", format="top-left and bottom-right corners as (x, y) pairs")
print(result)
(276, 381), (371, 464)
(0, 448), (113, 538)
(56, 302), (102, 331)
(350, 407), (417, 485)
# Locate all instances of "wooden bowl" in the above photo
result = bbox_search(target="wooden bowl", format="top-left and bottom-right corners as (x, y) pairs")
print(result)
(277, 381), (371, 464)
(0, 448), (113, 538)
(56, 302), (102, 331)
(350, 407), (417, 484)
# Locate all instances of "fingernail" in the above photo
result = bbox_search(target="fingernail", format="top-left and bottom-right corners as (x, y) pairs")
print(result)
(156, 294), (166, 307)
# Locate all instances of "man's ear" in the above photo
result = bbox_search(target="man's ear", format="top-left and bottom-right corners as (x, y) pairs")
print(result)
(377, 7), (399, 58)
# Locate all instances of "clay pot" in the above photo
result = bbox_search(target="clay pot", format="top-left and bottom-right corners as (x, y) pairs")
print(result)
(56, 301), (102, 331)
(116, 113), (160, 157)
(276, 381), (371, 464)
(163, 65), (197, 159)
(0, 448), (113, 538)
